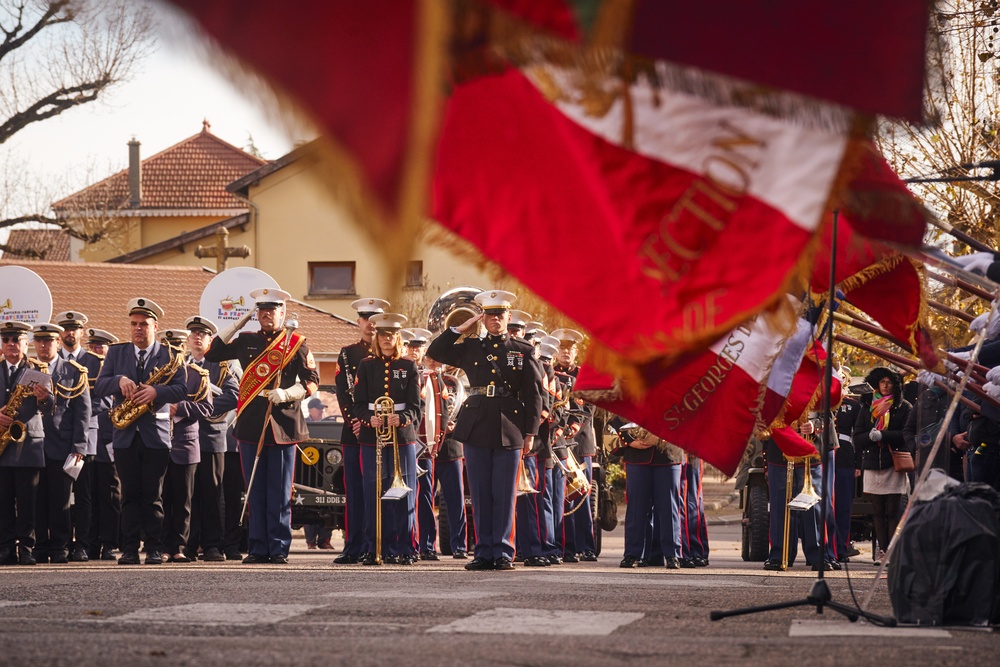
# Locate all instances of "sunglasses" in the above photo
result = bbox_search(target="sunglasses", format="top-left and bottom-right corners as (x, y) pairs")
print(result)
(1, 336), (24, 343)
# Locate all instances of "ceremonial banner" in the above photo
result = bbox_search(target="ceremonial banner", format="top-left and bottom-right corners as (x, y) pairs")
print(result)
(575, 314), (793, 476)
(434, 66), (848, 365)
(768, 341), (842, 459)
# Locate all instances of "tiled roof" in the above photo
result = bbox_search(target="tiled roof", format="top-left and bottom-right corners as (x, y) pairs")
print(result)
(53, 125), (268, 212)
(2, 229), (70, 261)
(0, 260), (357, 356)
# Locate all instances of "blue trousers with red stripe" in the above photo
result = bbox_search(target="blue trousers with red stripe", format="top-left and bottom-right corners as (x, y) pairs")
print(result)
(681, 460), (709, 560)
(341, 444), (367, 557)
(416, 457), (436, 553)
(464, 445), (520, 561)
(435, 457), (467, 553)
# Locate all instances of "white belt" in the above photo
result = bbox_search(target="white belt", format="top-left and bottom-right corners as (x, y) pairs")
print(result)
(368, 402), (406, 411)
(839, 434), (852, 443)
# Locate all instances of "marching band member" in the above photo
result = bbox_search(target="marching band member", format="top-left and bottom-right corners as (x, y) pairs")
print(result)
(426, 290), (544, 571)
(185, 316), (240, 563)
(206, 287), (318, 565)
(354, 314), (421, 565)
(31, 324), (91, 565)
(423, 356), (469, 558)
(95, 298), (188, 565)
(405, 327), (441, 560)
(333, 297), (389, 564)
(680, 454), (710, 568)
(536, 339), (565, 566)
(54, 311), (102, 562)
(0, 321), (46, 566)
(516, 326), (553, 567)
(85, 328), (121, 560)
(551, 328), (598, 563)
(156, 330), (213, 563)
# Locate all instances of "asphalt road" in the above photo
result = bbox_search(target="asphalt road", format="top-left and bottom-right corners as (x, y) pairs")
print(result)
(0, 514), (994, 666)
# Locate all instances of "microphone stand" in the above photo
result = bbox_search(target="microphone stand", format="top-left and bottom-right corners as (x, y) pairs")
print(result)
(711, 212), (895, 626)
(239, 313), (299, 526)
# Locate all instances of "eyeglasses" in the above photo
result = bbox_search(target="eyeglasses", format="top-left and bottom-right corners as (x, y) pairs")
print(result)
(1, 335), (24, 343)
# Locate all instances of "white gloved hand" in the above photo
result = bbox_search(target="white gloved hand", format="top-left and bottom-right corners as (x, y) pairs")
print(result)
(970, 312), (989, 334)
(952, 350), (972, 362)
(219, 309), (255, 344)
(265, 383), (307, 404)
(917, 370), (943, 387)
(869, 428), (883, 442)
(985, 382), (1000, 400)
(952, 251), (996, 275)
(987, 366), (1000, 384)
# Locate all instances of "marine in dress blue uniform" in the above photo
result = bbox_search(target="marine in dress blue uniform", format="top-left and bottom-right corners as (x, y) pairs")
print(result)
(84, 328), (121, 560)
(0, 321), (46, 565)
(354, 314), (422, 564)
(54, 311), (102, 562)
(205, 288), (319, 565)
(94, 298), (189, 565)
(680, 453), (710, 567)
(762, 433), (825, 571)
(31, 324), (91, 564)
(551, 328), (599, 563)
(426, 290), (544, 571)
(185, 316), (240, 563)
(834, 388), (860, 561)
(405, 327), (442, 560)
(332, 297), (389, 564)
(534, 339), (564, 566)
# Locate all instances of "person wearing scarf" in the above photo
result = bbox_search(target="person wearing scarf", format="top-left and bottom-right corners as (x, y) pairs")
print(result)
(852, 367), (912, 566)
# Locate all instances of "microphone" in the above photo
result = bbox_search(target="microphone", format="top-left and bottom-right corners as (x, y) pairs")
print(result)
(960, 159), (1000, 169)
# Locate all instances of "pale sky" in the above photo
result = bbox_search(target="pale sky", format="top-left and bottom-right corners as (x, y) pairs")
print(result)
(3, 0), (312, 227)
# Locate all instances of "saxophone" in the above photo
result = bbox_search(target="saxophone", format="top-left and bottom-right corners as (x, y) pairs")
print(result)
(0, 383), (33, 457)
(109, 348), (184, 429)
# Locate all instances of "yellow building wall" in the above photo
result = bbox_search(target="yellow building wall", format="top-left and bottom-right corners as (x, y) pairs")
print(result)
(249, 160), (494, 321)
(79, 216), (142, 262)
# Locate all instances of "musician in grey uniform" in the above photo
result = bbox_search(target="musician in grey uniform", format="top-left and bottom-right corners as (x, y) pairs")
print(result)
(184, 316), (239, 562)
(85, 328), (121, 560)
(31, 323), (91, 564)
(54, 311), (103, 562)
(0, 321), (46, 565)
(95, 298), (188, 565)
(426, 290), (544, 571)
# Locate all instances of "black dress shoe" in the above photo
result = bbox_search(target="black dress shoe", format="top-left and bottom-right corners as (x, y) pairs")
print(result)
(32, 550), (48, 564)
(829, 559), (842, 571)
(50, 551), (69, 564)
(693, 557), (709, 567)
(384, 555), (400, 565)
(69, 547), (89, 562)
(18, 549), (36, 566)
(812, 560), (834, 572)
(399, 554), (417, 565)
(0, 547), (18, 566)
(362, 554), (379, 565)
(679, 558), (697, 569)
(203, 547), (226, 562)
(763, 559), (784, 571)
(333, 553), (359, 564)
(547, 555), (563, 565)
(100, 546), (118, 561)
(452, 551), (468, 559)
(619, 556), (639, 568)
(493, 557), (515, 571)
(420, 551), (439, 561)
(118, 551), (140, 565)
(563, 553), (580, 563)
(581, 551), (598, 562)
(464, 557), (495, 571)
(269, 554), (289, 565)
(524, 555), (550, 567)
(242, 553), (268, 564)
(168, 553), (191, 563)
(637, 557), (663, 567)
(224, 549), (243, 561)
(145, 551), (164, 565)
(664, 557), (681, 569)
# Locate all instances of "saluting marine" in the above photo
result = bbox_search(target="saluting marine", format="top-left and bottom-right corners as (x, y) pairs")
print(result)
(426, 290), (544, 571)
(205, 287), (319, 565)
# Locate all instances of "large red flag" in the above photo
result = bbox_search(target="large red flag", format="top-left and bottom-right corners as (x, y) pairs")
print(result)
(434, 66), (849, 367)
(769, 341), (842, 459)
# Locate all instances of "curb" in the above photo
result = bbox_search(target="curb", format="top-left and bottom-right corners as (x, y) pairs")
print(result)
(704, 491), (740, 512)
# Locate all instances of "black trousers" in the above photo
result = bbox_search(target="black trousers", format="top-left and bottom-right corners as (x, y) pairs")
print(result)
(115, 435), (169, 553)
(88, 460), (121, 550)
(71, 454), (95, 550)
(188, 452), (225, 551)
(162, 460), (197, 555)
(0, 466), (40, 550)
(222, 451), (246, 553)
(35, 458), (75, 556)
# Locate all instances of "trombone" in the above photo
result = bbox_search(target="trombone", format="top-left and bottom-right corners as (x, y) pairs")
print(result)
(373, 396), (411, 565)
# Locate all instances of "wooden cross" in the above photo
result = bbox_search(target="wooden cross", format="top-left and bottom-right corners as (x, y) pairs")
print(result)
(194, 226), (251, 273)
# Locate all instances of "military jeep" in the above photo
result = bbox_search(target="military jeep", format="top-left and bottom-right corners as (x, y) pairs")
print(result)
(291, 418), (347, 529)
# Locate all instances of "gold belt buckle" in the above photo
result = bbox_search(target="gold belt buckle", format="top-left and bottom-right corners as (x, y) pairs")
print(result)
(486, 385), (495, 398)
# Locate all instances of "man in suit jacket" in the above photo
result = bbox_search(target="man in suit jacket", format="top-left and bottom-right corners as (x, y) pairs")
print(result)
(54, 310), (103, 562)
(31, 323), (91, 564)
(0, 321), (46, 565)
(95, 298), (188, 565)
(184, 316), (239, 562)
